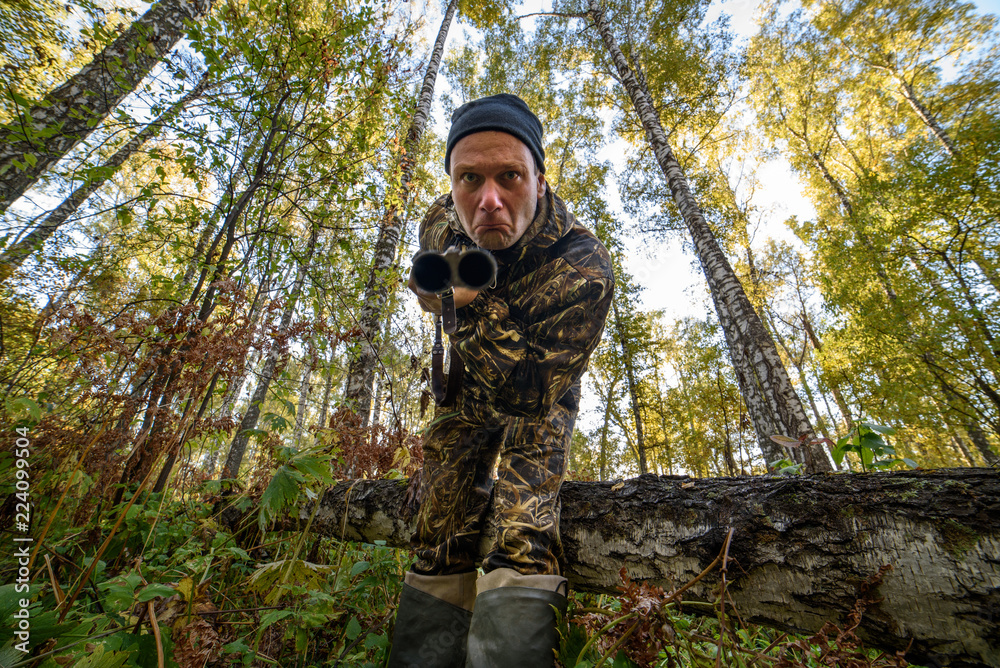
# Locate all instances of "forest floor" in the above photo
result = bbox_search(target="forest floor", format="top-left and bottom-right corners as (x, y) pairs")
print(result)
(0, 488), (935, 668)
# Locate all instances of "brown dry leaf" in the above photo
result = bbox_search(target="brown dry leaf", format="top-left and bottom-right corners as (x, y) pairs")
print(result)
(611, 481), (624, 491)
(681, 482), (695, 489)
(174, 618), (222, 668)
(147, 579), (219, 629)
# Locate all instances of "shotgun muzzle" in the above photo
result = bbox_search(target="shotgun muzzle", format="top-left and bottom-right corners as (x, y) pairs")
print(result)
(412, 247), (497, 294)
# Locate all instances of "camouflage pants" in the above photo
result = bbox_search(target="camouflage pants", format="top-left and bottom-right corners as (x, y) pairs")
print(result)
(411, 381), (580, 577)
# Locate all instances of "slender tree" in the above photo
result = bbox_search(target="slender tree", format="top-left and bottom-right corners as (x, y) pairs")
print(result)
(0, 0), (215, 213)
(587, 0), (832, 471)
(0, 69), (215, 281)
(343, 0), (459, 423)
(221, 225), (320, 480)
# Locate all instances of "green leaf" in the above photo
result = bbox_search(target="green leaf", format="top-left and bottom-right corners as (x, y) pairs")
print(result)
(258, 465), (305, 530)
(9, 90), (33, 108)
(228, 546), (252, 561)
(831, 443), (849, 467)
(223, 639), (253, 655)
(258, 609), (294, 630)
(902, 458), (919, 469)
(99, 580), (136, 612)
(73, 646), (131, 668)
(345, 616), (362, 641)
(861, 447), (874, 470)
(349, 561), (370, 578)
(291, 453), (335, 486)
(9, 396), (42, 423)
(859, 422), (896, 435)
(860, 433), (886, 452)
(136, 583), (177, 602)
(248, 560), (331, 604)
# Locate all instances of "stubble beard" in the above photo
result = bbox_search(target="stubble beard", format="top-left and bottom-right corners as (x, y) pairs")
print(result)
(474, 228), (513, 250)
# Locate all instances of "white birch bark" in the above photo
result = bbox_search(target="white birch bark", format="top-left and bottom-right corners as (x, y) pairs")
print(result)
(587, 0), (831, 471)
(0, 71), (214, 281)
(894, 74), (960, 159)
(0, 0), (215, 213)
(343, 0), (459, 422)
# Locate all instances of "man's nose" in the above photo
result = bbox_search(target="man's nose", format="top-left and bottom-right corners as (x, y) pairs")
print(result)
(479, 180), (503, 212)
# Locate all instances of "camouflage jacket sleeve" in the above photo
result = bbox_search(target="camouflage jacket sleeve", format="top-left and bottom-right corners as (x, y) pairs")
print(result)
(451, 247), (614, 420)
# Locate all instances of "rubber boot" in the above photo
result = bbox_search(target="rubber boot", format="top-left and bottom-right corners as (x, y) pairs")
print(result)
(387, 572), (476, 668)
(465, 569), (568, 668)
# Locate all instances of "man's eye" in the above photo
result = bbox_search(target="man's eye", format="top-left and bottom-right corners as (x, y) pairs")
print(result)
(504, 171), (519, 180)
(461, 173), (478, 183)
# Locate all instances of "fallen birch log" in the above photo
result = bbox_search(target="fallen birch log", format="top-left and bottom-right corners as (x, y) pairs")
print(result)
(291, 468), (1000, 667)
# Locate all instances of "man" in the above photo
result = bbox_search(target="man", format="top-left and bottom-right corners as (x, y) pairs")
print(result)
(388, 94), (614, 667)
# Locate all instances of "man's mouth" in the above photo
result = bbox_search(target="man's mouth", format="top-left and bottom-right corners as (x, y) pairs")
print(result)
(476, 218), (510, 232)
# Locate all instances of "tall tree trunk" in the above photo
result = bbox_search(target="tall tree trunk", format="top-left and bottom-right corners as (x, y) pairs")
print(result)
(293, 339), (317, 447)
(0, 70), (213, 281)
(801, 309), (854, 431)
(587, 0), (830, 472)
(894, 74), (960, 159)
(596, 376), (619, 482)
(293, 469), (1000, 668)
(951, 434), (977, 467)
(612, 300), (647, 473)
(0, 0), (215, 213)
(220, 226), (319, 480)
(316, 342), (338, 436)
(343, 0), (458, 421)
(765, 312), (833, 444)
(650, 363), (676, 475)
(966, 423), (999, 466)
(152, 371), (220, 493)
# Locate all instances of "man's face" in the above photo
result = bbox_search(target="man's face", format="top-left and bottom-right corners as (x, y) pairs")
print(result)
(449, 131), (546, 251)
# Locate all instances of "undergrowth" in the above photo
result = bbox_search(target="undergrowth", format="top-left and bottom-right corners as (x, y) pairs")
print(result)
(0, 486), (934, 668)
(0, 405), (935, 668)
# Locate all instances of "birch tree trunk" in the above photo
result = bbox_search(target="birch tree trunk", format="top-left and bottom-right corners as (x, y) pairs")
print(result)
(293, 468), (1000, 668)
(220, 226), (319, 480)
(587, 0), (831, 472)
(316, 342), (338, 434)
(0, 71), (214, 282)
(801, 308), (854, 431)
(612, 300), (647, 473)
(0, 0), (215, 213)
(894, 74), (960, 159)
(293, 339), (317, 447)
(597, 377), (618, 481)
(966, 424), (999, 466)
(343, 0), (458, 422)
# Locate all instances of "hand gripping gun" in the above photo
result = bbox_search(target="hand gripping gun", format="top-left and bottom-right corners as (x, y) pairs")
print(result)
(411, 247), (497, 406)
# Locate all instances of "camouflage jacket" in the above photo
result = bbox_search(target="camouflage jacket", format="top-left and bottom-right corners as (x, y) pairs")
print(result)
(417, 187), (614, 421)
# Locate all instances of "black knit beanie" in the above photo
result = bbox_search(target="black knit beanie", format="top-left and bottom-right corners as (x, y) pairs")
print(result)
(445, 94), (545, 174)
